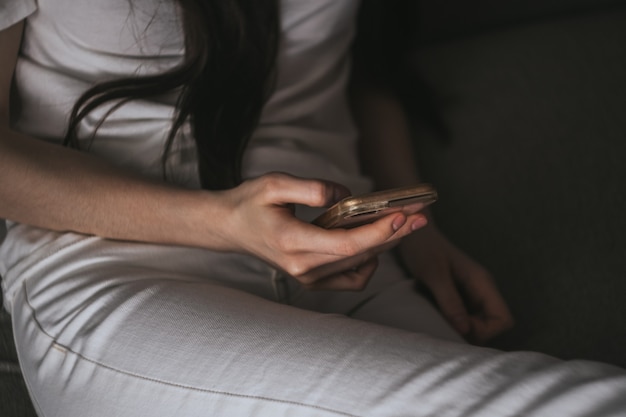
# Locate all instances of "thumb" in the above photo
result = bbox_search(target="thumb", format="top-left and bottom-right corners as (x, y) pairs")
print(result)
(257, 173), (351, 208)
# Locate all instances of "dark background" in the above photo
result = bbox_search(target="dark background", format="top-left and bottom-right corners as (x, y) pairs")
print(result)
(356, 0), (626, 366)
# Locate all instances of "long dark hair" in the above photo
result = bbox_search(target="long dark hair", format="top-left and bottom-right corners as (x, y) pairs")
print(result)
(64, 0), (280, 190)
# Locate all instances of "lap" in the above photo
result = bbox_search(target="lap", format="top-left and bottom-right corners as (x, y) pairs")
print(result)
(7, 234), (626, 416)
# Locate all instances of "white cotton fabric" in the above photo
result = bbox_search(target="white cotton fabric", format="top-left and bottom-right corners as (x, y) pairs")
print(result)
(1, 1), (626, 416)
(0, 0), (37, 31)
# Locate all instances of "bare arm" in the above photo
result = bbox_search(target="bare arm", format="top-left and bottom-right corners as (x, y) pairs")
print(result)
(350, 84), (421, 190)
(0, 22), (426, 290)
(0, 22), (228, 249)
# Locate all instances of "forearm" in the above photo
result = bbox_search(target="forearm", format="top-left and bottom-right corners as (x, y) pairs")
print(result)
(0, 22), (227, 250)
(350, 83), (422, 190)
(350, 80), (439, 261)
(0, 126), (226, 249)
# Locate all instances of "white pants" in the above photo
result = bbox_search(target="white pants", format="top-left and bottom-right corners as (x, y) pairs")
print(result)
(4, 229), (626, 416)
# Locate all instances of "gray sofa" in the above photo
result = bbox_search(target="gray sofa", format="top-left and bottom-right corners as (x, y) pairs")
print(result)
(2, 1), (625, 414)
(405, 0), (626, 366)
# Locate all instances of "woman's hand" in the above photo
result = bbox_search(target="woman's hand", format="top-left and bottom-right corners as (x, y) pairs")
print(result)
(216, 172), (427, 290)
(398, 225), (514, 343)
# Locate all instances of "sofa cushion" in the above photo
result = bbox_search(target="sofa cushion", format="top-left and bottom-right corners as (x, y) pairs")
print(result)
(408, 6), (626, 365)
(417, 0), (626, 41)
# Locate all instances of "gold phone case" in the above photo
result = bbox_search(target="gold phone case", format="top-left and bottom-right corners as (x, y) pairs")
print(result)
(312, 184), (437, 229)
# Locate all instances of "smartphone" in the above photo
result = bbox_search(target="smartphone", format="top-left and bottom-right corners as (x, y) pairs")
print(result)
(312, 184), (437, 229)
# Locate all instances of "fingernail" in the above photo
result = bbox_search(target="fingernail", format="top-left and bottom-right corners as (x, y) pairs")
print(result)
(411, 216), (428, 231)
(392, 215), (407, 231)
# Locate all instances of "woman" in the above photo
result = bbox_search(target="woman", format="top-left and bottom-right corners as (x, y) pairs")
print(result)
(0, 1), (624, 416)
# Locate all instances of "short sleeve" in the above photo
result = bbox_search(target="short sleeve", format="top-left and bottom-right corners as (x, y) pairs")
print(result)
(0, 0), (37, 31)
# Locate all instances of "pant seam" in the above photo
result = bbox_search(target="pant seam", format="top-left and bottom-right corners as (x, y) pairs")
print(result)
(21, 282), (361, 417)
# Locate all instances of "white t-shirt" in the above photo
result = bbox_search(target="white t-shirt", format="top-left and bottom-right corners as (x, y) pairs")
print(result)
(0, 0), (374, 310)
(0, 0), (371, 194)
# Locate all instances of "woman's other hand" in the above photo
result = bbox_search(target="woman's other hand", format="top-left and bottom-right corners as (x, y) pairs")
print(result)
(398, 226), (514, 343)
(217, 172), (427, 291)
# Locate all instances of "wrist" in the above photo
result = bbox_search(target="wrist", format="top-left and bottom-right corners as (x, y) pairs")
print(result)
(156, 187), (233, 251)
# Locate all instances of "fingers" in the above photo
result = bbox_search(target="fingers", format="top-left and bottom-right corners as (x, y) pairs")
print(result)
(454, 264), (514, 343)
(304, 257), (379, 291)
(442, 248), (513, 343)
(249, 173), (428, 259)
(403, 228), (513, 343)
(253, 172), (351, 208)
(425, 265), (513, 343)
(310, 212), (428, 257)
(279, 231), (398, 289)
(419, 262), (472, 337)
(269, 211), (425, 282)
(237, 173), (430, 290)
